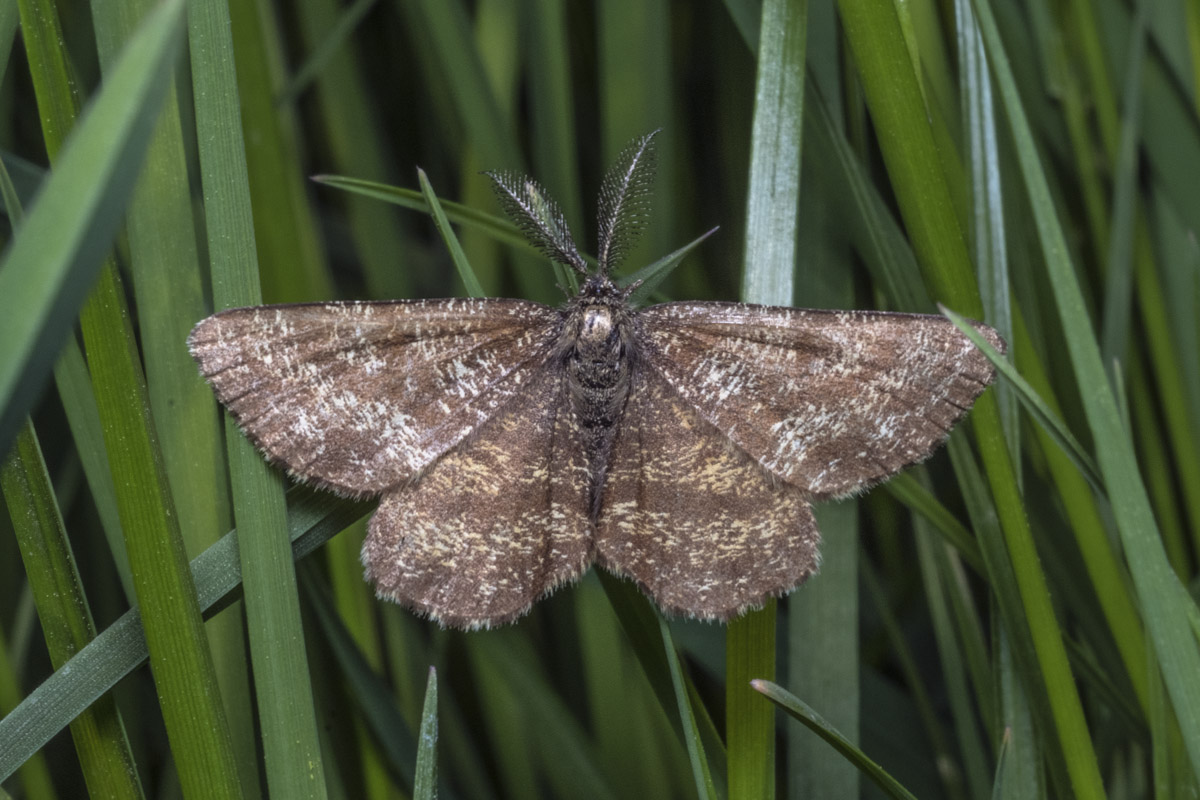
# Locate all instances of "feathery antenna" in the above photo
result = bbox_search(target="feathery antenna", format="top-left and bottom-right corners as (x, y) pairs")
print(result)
(596, 130), (659, 274)
(484, 171), (587, 274)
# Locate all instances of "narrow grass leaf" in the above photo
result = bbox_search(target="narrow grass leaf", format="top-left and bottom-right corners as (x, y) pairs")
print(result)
(414, 667), (438, 800)
(975, 0), (1200, 779)
(941, 306), (1102, 489)
(312, 176), (537, 258)
(0, 0), (184, 453)
(0, 488), (370, 784)
(190, 0), (329, 793)
(622, 227), (719, 302)
(661, 616), (720, 800)
(419, 168), (485, 298)
(2, 420), (142, 798)
(733, 0), (807, 795)
(752, 679), (919, 800)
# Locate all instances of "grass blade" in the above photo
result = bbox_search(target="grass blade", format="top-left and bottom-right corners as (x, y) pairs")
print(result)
(752, 679), (919, 800)
(414, 667), (438, 800)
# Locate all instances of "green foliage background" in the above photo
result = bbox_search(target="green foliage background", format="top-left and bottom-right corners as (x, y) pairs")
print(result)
(2, 0), (1200, 798)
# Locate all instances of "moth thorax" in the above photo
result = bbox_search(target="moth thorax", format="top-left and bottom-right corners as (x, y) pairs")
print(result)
(576, 306), (619, 362)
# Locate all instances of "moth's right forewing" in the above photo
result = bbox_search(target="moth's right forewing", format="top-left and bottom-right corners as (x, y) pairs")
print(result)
(188, 298), (562, 496)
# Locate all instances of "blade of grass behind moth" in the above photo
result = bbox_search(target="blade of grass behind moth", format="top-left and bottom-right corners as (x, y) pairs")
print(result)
(413, 667), (438, 800)
(957, 0), (1017, 467)
(2, 420), (143, 798)
(470, 633), (620, 800)
(523, 0), (584, 239)
(914, 521), (991, 799)
(90, 0), (254, 786)
(0, 615), (55, 800)
(595, 570), (727, 793)
(190, 0), (328, 795)
(752, 680), (920, 800)
(735, 1), (806, 797)
(0, 488), (369, 785)
(0, 0), (180, 454)
(419, 168), (485, 298)
(294, 0), (414, 300)
(312, 177), (540, 266)
(0, 149), (134, 603)
(597, 0), (673, 267)
(975, 0), (1200, 779)
(622, 227), (719, 304)
(839, 3), (1105, 795)
(227, 0), (333, 303)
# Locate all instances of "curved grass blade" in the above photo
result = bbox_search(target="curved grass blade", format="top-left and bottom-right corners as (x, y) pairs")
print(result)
(0, 488), (370, 784)
(0, 0), (185, 454)
(312, 176), (536, 258)
(751, 680), (919, 800)
(419, 168), (485, 298)
(973, 0), (1200, 778)
(941, 306), (1102, 490)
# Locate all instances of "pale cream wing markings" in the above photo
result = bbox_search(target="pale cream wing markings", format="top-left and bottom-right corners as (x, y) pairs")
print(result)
(639, 302), (1002, 499)
(188, 298), (562, 496)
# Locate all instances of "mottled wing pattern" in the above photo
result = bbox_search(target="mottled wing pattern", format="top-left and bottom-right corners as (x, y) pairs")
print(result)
(362, 366), (593, 628)
(188, 299), (561, 496)
(595, 367), (820, 620)
(641, 302), (1003, 499)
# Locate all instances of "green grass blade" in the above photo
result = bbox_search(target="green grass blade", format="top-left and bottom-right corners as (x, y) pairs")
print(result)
(975, 0), (1200, 780)
(0, 0), (184, 453)
(753, 679), (920, 800)
(0, 489), (369, 784)
(413, 668), (438, 800)
(732, 1), (807, 795)
(189, 0), (329, 793)
(419, 168), (484, 298)
(2, 420), (142, 799)
(227, 0), (333, 304)
(312, 176), (537, 258)
(941, 306), (1102, 489)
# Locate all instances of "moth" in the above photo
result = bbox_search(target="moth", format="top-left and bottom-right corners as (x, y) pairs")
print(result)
(189, 132), (1004, 629)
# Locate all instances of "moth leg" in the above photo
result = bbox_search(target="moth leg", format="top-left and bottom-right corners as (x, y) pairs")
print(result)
(595, 369), (821, 620)
(361, 370), (593, 629)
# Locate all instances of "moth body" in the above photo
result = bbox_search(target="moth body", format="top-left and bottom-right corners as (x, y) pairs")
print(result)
(562, 275), (636, 512)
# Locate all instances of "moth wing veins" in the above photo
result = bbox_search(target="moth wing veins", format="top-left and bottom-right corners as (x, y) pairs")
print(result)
(594, 365), (821, 620)
(363, 365), (593, 629)
(637, 301), (1004, 500)
(187, 298), (563, 497)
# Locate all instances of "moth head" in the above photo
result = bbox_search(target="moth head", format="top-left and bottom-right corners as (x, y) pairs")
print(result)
(484, 130), (661, 284)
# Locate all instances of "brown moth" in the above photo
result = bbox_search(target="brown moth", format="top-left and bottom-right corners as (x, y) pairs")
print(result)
(188, 132), (1004, 629)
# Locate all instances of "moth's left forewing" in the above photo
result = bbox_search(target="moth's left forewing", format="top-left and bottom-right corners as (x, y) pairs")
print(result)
(638, 302), (1004, 499)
